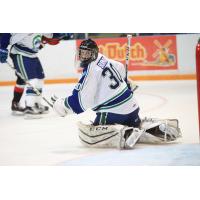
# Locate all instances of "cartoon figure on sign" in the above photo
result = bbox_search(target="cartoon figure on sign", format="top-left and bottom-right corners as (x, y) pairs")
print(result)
(152, 39), (176, 65)
(136, 39), (176, 67)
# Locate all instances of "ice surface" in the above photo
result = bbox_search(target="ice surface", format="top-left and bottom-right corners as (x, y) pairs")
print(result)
(0, 80), (199, 165)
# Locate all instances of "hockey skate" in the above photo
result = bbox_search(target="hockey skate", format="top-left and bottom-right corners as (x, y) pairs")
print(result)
(24, 102), (49, 119)
(35, 103), (49, 114)
(11, 101), (25, 116)
(24, 106), (42, 119)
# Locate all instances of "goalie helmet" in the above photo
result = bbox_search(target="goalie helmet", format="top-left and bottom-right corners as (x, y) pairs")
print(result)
(79, 39), (99, 67)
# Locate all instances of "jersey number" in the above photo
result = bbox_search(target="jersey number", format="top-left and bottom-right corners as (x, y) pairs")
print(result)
(102, 64), (123, 89)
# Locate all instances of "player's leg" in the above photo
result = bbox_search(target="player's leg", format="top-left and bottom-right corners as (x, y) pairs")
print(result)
(15, 55), (48, 115)
(34, 58), (49, 113)
(93, 108), (141, 127)
(25, 78), (43, 115)
(10, 54), (26, 114)
(126, 108), (141, 127)
(11, 76), (26, 114)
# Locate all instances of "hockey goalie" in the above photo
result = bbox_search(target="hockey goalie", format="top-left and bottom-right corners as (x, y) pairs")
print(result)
(52, 39), (181, 149)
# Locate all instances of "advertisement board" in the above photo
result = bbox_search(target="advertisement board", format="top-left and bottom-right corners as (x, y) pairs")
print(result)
(77, 35), (178, 71)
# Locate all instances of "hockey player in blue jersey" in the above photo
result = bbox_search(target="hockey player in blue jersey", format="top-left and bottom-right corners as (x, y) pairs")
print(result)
(52, 39), (181, 149)
(0, 33), (72, 116)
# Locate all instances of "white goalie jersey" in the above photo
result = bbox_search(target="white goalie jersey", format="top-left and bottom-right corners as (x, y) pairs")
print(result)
(66, 53), (139, 114)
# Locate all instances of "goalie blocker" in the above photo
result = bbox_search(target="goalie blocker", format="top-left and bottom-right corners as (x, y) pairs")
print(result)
(78, 118), (181, 149)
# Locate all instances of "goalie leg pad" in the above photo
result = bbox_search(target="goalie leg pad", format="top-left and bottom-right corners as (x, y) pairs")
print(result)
(78, 122), (144, 149)
(78, 122), (125, 148)
(139, 118), (182, 143)
(123, 128), (145, 149)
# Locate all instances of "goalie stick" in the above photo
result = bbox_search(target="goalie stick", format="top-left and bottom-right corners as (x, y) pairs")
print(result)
(125, 34), (138, 92)
(6, 61), (53, 108)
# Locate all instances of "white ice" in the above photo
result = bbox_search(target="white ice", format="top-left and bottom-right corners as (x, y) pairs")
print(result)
(0, 80), (199, 165)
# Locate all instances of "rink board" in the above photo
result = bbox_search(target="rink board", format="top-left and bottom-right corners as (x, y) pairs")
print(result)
(0, 34), (199, 84)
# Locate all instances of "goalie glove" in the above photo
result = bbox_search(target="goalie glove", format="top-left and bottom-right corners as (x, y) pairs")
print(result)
(51, 95), (73, 117)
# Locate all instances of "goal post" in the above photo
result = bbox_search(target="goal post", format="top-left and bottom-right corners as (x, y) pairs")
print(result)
(196, 38), (200, 136)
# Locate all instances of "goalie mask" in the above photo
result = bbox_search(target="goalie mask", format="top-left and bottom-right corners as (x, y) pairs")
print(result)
(78, 39), (99, 67)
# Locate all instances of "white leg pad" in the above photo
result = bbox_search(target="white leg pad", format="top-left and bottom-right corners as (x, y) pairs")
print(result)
(78, 122), (125, 148)
(138, 118), (182, 143)
(124, 128), (145, 149)
(78, 122), (146, 149)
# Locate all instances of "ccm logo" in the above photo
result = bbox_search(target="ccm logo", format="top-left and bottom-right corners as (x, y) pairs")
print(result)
(90, 126), (109, 131)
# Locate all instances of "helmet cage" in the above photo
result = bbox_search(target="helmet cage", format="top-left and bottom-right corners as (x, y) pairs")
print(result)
(78, 39), (99, 66)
